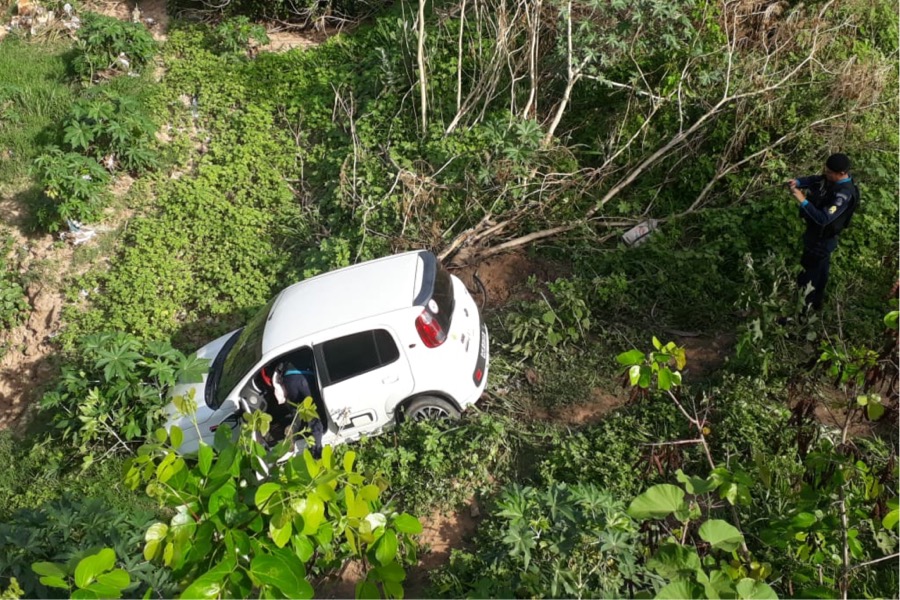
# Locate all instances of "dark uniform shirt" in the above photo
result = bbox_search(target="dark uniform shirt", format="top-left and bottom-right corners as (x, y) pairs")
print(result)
(795, 175), (857, 251)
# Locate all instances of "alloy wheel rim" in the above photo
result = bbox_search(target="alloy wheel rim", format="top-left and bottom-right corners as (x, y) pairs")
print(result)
(412, 405), (450, 420)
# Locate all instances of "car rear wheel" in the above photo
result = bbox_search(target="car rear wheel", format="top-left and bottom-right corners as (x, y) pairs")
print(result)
(403, 396), (460, 422)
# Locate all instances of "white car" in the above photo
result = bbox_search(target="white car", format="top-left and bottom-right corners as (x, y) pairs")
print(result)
(165, 250), (489, 454)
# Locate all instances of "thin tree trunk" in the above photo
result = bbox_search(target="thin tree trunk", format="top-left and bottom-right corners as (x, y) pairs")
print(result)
(417, 0), (428, 134)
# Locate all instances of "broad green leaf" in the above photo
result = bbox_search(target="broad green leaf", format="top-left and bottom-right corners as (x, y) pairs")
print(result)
(376, 530), (399, 566)
(250, 549), (312, 599)
(343, 450), (356, 473)
(346, 527), (358, 555)
(208, 445), (237, 479)
(375, 561), (406, 583)
(393, 513), (423, 535)
(316, 482), (338, 501)
(791, 512), (817, 529)
(882, 508), (899, 531)
(735, 578), (778, 599)
(672, 347), (687, 370)
(170, 426), (183, 449)
(617, 349), (645, 366)
(383, 579), (404, 600)
(647, 543), (701, 579)
(145, 522), (168, 541)
(867, 401), (885, 421)
(198, 444), (213, 476)
(32, 562), (66, 578)
(81, 580), (122, 598)
(359, 484), (380, 502)
(96, 569), (130, 590)
(294, 535), (315, 562)
(356, 581), (380, 599)
(652, 336), (662, 350)
(74, 548), (116, 589)
(699, 569), (735, 599)
(255, 482), (281, 510)
(884, 311), (898, 330)
(170, 508), (196, 543)
(658, 367), (672, 390)
(71, 588), (101, 599)
(270, 518), (292, 548)
(154, 428), (167, 443)
(302, 493), (325, 535)
(628, 484), (686, 520)
(675, 470), (717, 495)
(179, 558), (235, 599)
(699, 520), (744, 552)
(638, 368), (651, 389)
(628, 365), (641, 386)
(303, 450), (320, 478)
(39, 576), (69, 590)
(655, 578), (704, 599)
(144, 539), (161, 562)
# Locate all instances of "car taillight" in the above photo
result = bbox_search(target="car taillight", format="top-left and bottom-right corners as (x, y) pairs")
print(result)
(415, 308), (446, 348)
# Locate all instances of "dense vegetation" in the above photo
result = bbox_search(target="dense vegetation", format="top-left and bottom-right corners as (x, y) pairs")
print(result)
(0, 0), (897, 598)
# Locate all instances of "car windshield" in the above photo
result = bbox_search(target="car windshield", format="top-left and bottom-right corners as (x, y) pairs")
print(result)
(214, 297), (276, 406)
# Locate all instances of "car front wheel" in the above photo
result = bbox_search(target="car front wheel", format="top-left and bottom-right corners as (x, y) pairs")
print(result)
(403, 396), (461, 422)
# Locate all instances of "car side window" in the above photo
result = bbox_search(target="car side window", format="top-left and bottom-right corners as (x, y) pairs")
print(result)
(321, 329), (400, 384)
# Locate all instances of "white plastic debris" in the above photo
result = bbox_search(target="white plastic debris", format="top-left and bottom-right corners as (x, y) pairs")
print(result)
(63, 219), (96, 245)
(63, 3), (72, 14)
(622, 219), (659, 247)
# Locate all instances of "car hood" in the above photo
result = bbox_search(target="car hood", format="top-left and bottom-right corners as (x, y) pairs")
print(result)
(164, 329), (238, 450)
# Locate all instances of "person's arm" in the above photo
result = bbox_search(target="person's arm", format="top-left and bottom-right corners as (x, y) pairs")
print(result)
(795, 175), (823, 189)
(798, 191), (852, 227)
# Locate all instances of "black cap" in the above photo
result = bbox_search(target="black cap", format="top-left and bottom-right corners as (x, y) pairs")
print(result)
(825, 153), (851, 173)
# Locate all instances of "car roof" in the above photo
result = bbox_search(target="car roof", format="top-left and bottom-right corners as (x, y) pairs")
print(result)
(261, 250), (429, 353)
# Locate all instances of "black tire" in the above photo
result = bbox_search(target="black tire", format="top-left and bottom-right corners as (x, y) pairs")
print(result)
(403, 396), (461, 422)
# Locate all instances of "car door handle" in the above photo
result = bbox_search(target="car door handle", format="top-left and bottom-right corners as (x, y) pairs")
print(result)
(381, 375), (399, 384)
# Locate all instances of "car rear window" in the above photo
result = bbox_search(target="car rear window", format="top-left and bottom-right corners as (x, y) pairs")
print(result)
(321, 329), (400, 385)
(430, 264), (455, 330)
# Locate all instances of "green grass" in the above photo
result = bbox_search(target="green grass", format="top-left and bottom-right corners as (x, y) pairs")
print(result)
(0, 36), (76, 183)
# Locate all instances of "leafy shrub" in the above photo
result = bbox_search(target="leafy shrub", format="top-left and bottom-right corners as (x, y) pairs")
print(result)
(39, 332), (209, 457)
(70, 82), (305, 339)
(0, 431), (159, 523)
(32, 148), (109, 230)
(537, 393), (690, 498)
(209, 16), (270, 55)
(353, 413), (518, 514)
(125, 417), (421, 598)
(0, 235), (28, 330)
(62, 88), (159, 174)
(73, 13), (157, 81)
(503, 276), (592, 360)
(431, 483), (648, 598)
(0, 497), (175, 599)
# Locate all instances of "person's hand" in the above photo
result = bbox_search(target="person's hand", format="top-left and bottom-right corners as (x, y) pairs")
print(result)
(792, 187), (806, 202)
(786, 179), (797, 190)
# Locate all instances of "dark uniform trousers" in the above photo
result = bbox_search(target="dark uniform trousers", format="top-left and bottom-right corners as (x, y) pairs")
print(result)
(798, 241), (836, 311)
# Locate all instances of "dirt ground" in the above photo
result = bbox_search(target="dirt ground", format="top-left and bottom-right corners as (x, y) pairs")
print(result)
(0, 194), (69, 430)
(318, 500), (480, 599)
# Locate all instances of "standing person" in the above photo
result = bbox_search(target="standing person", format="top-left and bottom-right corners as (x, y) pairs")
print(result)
(787, 153), (859, 311)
